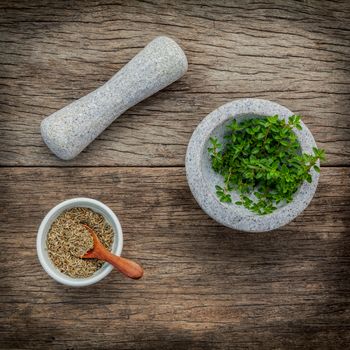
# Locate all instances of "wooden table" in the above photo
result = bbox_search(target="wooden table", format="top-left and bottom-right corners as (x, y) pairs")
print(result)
(1, 1), (350, 348)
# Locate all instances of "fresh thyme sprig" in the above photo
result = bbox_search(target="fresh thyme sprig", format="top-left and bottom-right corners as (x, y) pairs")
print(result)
(208, 115), (325, 215)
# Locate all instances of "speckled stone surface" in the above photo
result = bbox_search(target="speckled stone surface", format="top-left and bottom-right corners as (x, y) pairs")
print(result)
(185, 98), (320, 232)
(41, 36), (188, 160)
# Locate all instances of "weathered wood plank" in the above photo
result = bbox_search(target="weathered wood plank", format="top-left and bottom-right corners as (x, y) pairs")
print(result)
(0, 167), (349, 349)
(1, 0), (349, 166)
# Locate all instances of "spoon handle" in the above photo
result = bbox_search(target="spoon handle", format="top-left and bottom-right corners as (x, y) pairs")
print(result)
(103, 250), (144, 280)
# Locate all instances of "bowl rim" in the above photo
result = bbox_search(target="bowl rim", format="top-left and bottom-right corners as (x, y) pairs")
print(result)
(37, 197), (123, 287)
(185, 98), (320, 232)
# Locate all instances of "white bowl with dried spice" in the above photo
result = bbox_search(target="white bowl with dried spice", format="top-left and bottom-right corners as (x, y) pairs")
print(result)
(37, 198), (123, 287)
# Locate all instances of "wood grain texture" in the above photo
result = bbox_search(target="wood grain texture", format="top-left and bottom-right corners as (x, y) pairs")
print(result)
(1, 1), (349, 349)
(1, 0), (350, 166)
(0, 167), (349, 349)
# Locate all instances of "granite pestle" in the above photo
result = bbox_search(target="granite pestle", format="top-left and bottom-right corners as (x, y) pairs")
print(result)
(41, 36), (188, 160)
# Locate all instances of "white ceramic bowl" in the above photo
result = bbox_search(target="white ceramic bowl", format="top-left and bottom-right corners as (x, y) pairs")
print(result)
(37, 198), (123, 287)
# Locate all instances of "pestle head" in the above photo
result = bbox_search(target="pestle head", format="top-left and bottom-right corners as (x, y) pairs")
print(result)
(41, 36), (188, 160)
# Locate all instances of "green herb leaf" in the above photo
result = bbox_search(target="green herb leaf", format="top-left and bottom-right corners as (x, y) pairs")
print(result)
(209, 115), (325, 215)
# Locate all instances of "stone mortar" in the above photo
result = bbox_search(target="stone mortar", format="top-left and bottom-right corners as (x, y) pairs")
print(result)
(41, 36), (188, 160)
(185, 98), (320, 232)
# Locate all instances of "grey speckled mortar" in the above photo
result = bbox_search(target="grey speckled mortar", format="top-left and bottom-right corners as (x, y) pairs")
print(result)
(186, 98), (320, 232)
(41, 36), (188, 160)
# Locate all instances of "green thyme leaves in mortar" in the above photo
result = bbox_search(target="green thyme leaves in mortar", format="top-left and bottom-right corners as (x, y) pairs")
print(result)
(208, 115), (325, 215)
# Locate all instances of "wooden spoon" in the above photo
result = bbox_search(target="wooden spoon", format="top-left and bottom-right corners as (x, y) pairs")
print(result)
(81, 224), (144, 280)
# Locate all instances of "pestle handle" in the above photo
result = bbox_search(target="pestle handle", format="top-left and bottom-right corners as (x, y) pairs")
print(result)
(41, 36), (188, 160)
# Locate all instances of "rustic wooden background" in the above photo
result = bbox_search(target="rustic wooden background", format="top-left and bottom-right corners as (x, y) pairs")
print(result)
(1, 0), (349, 349)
